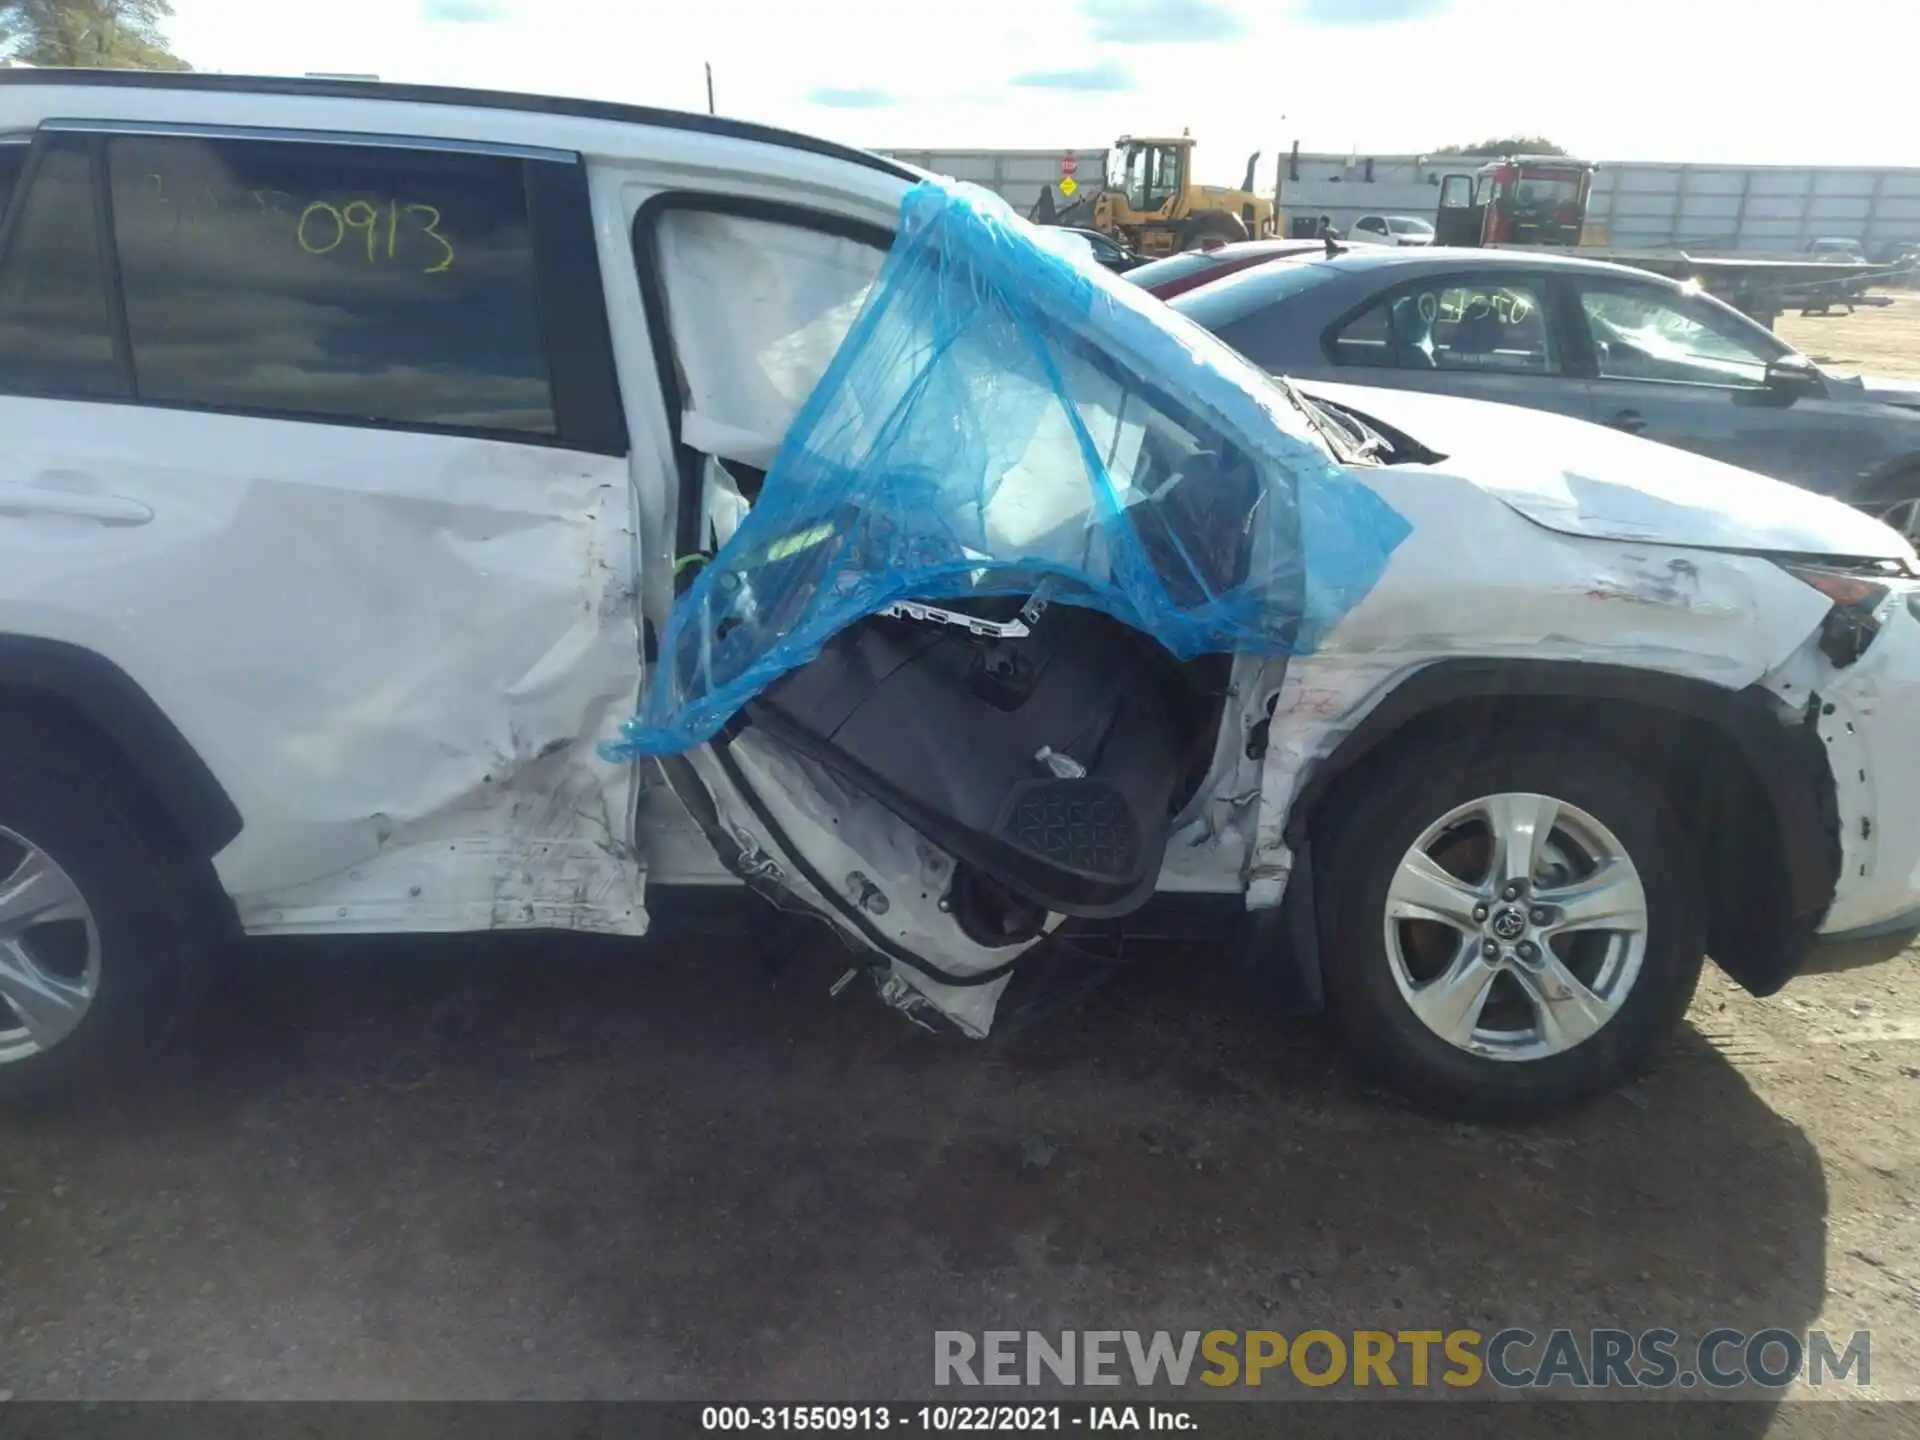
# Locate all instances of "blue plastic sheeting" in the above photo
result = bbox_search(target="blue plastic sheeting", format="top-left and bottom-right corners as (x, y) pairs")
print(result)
(609, 178), (1411, 760)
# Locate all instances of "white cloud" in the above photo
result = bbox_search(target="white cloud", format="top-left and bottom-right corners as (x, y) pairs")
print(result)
(165, 0), (1920, 173)
(1011, 59), (1136, 93)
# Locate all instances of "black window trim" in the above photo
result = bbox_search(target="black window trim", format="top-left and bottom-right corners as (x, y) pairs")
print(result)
(0, 130), (133, 403)
(1317, 266), (1577, 377)
(42, 117), (575, 164)
(86, 132), (138, 397)
(628, 190), (894, 565)
(0, 122), (628, 455)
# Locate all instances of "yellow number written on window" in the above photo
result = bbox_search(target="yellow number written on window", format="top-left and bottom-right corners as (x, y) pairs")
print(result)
(296, 198), (455, 273)
(136, 174), (461, 274)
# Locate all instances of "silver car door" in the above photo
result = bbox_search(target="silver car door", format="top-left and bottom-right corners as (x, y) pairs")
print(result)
(1569, 275), (1886, 494)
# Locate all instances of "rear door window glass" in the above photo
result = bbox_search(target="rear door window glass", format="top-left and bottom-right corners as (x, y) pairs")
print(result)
(1427, 281), (1555, 373)
(1330, 278), (1558, 374)
(0, 137), (124, 398)
(105, 134), (555, 434)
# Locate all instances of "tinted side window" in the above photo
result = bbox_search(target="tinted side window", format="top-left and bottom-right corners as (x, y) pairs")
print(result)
(1426, 281), (1556, 374)
(0, 137), (125, 398)
(1330, 279), (1558, 375)
(0, 143), (30, 218)
(106, 134), (555, 435)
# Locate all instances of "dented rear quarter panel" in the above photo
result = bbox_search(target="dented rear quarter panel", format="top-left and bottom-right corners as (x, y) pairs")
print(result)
(0, 398), (646, 934)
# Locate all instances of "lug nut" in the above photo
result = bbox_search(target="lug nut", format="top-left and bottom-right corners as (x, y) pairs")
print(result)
(1472, 903), (1489, 922)
(1529, 906), (1550, 925)
(1516, 940), (1539, 962)
(1500, 883), (1522, 901)
(1482, 940), (1500, 959)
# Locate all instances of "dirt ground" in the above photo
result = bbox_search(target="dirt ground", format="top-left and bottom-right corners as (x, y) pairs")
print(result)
(1778, 289), (1920, 380)
(0, 914), (1916, 1423)
(3, 306), (1920, 1430)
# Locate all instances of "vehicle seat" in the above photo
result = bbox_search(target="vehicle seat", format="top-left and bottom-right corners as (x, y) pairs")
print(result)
(1448, 307), (1507, 357)
(1388, 296), (1437, 369)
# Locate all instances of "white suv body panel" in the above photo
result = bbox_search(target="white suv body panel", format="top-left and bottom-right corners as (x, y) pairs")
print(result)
(0, 397), (646, 934)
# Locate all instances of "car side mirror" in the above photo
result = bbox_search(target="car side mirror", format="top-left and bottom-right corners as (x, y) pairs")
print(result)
(1764, 355), (1825, 405)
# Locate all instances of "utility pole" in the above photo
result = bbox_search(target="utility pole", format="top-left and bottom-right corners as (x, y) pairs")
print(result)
(705, 63), (715, 116)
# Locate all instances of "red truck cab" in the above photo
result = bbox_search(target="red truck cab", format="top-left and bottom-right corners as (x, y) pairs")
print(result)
(1434, 155), (1595, 248)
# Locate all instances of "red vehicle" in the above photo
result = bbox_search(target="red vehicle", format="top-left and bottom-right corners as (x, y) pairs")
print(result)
(1126, 238), (1324, 299)
(1433, 155), (1595, 247)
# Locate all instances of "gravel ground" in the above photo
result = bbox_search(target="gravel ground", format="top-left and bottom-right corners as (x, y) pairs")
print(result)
(1779, 289), (1920, 380)
(0, 915), (1915, 1424)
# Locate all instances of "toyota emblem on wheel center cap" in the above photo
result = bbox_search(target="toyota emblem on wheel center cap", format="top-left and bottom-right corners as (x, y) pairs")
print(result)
(1490, 908), (1528, 941)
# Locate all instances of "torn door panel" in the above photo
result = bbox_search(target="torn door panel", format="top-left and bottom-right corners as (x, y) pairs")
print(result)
(716, 731), (1037, 1036)
(610, 177), (1411, 760)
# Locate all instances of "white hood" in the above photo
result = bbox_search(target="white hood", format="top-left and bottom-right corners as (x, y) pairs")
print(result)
(1302, 380), (1916, 563)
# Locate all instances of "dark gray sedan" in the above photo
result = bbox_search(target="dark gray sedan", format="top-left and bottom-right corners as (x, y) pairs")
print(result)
(1169, 247), (1920, 541)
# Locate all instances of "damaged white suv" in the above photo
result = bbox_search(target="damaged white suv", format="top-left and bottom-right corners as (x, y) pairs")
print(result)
(0, 72), (1917, 1118)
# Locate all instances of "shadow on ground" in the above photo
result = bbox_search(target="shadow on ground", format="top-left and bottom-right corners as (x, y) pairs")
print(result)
(0, 911), (1828, 1421)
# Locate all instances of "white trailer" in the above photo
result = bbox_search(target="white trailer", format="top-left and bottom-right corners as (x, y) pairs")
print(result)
(1277, 151), (1920, 256)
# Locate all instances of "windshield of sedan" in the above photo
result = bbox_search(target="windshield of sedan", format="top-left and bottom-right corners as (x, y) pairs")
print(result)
(1387, 217), (1434, 237)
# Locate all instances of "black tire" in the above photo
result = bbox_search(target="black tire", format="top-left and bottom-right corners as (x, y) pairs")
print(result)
(0, 713), (211, 1100)
(1316, 726), (1705, 1121)
(1181, 212), (1248, 252)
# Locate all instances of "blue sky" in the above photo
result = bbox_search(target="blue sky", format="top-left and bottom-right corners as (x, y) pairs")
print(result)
(167, 0), (1914, 177)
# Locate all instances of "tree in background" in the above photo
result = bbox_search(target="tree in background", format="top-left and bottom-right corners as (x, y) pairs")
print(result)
(0, 0), (191, 70)
(1434, 136), (1567, 157)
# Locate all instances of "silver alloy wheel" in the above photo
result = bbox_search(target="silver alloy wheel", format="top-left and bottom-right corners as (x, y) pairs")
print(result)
(0, 826), (102, 1065)
(1382, 793), (1648, 1063)
(1876, 497), (1920, 546)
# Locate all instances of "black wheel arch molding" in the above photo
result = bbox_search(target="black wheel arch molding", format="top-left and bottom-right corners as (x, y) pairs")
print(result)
(1263, 657), (1842, 1008)
(0, 633), (243, 860)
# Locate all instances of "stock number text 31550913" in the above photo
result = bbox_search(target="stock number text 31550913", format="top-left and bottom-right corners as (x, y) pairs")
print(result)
(133, 174), (458, 274)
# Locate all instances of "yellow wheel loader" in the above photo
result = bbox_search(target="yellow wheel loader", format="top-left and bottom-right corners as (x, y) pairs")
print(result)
(1033, 134), (1280, 257)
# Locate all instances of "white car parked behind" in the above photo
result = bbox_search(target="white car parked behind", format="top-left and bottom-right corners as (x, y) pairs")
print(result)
(1347, 213), (1436, 246)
